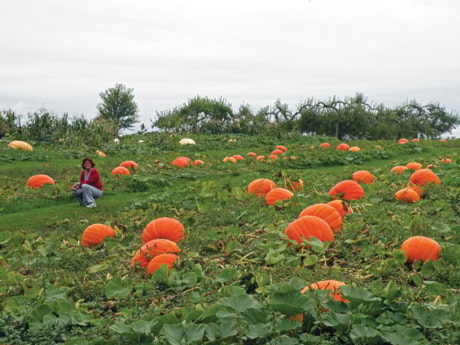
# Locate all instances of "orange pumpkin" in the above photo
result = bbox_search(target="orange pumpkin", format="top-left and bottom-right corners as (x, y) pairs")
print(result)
(286, 178), (304, 191)
(411, 138), (420, 142)
(301, 279), (349, 302)
(351, 170), (375, 184)
(247, 152), (257, 157)
(232, 154), (245, 161)
(111, 166), (130, 176)
(141, 217), (185, 244)
(327, 200), (353, 218)
(268, 154), (279, 160)
(271, 149), (284, 155)
(8, 140), (33, 151)
(398, 138), (408, 144)
(390, 166), (408, 174)
(81, 224), (115, 248)
(408, 185), (424, 197)
(328, 180), (365, 201)
(172, 157), (190, 167)
(440, 158), (451, 164)
(27, 174), (55, 188)
(319, 142), (330, 148)
(400, 236), (441, 263)
(336, 143), (350, 151)
(276, 145), (287, 152)
(119, 160), (139, 169)
(131, 239), (181, 268)
(395, 188), (421, 202)
(146, 253), (178, 274)
(298, 203), (342, 233)
(406, 162), (423, 171)
(247, 178), (276, 196)
(348, 146), (361, 152)
(193, 159), (205, 166)
(409, 169), (441, 186)
(256, 155), (265, 161)
(284, 216), (334, 245)
(265, 187), (294, 206)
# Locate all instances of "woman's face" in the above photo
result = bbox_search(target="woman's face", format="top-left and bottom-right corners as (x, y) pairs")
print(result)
(83, 160), (92, 170)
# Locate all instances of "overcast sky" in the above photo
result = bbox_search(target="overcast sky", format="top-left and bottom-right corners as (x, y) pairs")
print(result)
(1, 0), (459, 137)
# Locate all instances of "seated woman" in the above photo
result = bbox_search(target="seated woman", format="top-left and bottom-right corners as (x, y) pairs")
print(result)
(72, 157), (103, 208)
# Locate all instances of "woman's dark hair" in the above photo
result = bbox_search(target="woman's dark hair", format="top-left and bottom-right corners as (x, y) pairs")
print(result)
(81, 157), (95, 168)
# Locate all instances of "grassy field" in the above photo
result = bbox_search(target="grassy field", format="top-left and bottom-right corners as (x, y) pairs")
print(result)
(0, 134), (459, 344)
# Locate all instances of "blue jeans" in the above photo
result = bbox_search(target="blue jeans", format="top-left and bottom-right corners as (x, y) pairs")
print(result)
(74, 184), (103, 205)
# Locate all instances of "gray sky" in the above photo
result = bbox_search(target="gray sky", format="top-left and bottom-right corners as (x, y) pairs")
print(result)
(1, 0), (460, 137)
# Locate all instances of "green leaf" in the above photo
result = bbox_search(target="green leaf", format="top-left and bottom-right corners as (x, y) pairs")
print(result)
(219, 294), (262, 312)
(268, 291), (313, 316)
(350, 324), (382, 344)
(216, 268), (239, 283)
(382, 325), (429, 345)
(105, 276), (133, 299)
(162, 324), (184, 345)
(131, 319), (154, 334)
(110, 322), (133, 334)
(340, 286), (381, 304)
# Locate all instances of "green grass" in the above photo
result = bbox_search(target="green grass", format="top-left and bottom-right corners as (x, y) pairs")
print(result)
(1, 135), (459, 345)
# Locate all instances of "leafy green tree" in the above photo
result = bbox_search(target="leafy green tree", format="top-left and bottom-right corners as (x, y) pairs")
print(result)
(153, 96), (234, 134)
(97, 83), (139, 135)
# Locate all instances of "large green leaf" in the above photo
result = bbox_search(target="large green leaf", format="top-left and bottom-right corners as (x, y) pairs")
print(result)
(105, 276), (133, 299)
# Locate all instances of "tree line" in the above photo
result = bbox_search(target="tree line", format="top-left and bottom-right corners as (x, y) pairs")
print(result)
(153, 93), (460, 140)
(1, 84), (459, 143)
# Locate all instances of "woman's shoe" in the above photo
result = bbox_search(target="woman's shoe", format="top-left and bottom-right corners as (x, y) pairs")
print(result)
(86, 203), (96, 208)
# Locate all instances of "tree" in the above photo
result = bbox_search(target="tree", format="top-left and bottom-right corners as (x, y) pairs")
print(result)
(97, 84), (139, 135)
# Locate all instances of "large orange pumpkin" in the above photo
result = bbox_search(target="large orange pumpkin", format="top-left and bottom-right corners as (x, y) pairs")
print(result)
(111, 166), (130, 176)
(395, 188), (421, 202)
(146, 253), (178, 274)
(141, 217), (185, 244)
(398, 138), (409, 144)
(351, 170), (375, 185)
(298, 203), (342, 233)
(301, 280), (349, 302)
(319, 142), (330, 148)
(81, 224), (115, 248)
(409, 169), (441, 186)
(265, 187), (294, 206)
(327, 200), (353, 218)
(284, 216), (334, 245)
(27, 174), (55, 188)
(400, 236), (441, 263)
(271, 149), (284, 155)
(247, 178), (276, 196)
(131, 239), (181, 268)
(348, 146), (361, 152)
(328, 180), (365, 201)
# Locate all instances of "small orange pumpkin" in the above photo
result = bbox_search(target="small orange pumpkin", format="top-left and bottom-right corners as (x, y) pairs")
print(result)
(390, 166), (408, 174)
(409, 168), (441, 186)
(327, 200), (353, 218)
(247, 152), (257, 157)
(265, 187), (294, 206)
(193, 159), (205, 166)
(111, 166), (130, 176)
(348, 146), (361, 152)
(131, 239), (181, 268)
(276, 145), (287, 152)
(172, 157), (190, 167)
(398, 138), (408, 144)
(141, 217), (185, 244)
(247, 178), (276, 196)
(319, 142), (330, 148)
(146, 253), (178, 274)
(256, 155), (265, 161)
(395, 188), (421, 202)
(400, 236), (441, 263)
(27, 174), (55, 188)
(336, 143), (350, 151)
(406, 162), (423, 171)
(284, 216), (334, 245)
(351, 170), (375, 184)
(81, 224), (115, 248)
(298, 203), (342, 233)
(271, 149), (284, 155)
(440, 158), (451, 164)
(328, 180), (365, 201)
(119, 160), (139, 169)
(232, 154), (245, 161)
(301, 279), (349, 302)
